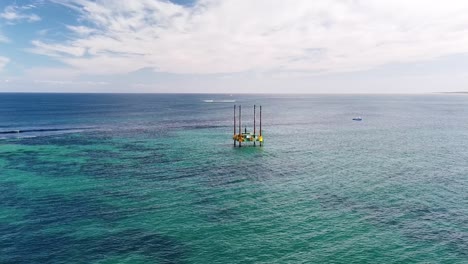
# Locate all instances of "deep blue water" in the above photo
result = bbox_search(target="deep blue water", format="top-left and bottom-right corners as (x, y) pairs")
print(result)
(0, 93), (467, 263)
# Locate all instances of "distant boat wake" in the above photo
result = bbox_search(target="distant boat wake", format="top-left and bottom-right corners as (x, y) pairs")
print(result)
(0, 127), (97, 140)
(0, 127), (91, 134)
(203, 100), (236, 103)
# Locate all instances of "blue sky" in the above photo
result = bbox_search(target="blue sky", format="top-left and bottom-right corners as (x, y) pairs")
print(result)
(1, 0), (468, 93)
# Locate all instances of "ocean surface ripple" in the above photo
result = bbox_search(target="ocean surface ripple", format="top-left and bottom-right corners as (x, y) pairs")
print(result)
(0, 93), (467, 263)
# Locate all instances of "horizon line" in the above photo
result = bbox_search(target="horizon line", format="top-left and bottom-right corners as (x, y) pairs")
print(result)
(0, 91), (465, 95)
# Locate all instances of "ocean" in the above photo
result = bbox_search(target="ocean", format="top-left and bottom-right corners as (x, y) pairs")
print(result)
(0, 93), (467, 263)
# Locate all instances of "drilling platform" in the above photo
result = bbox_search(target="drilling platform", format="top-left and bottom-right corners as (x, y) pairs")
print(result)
(233, 105), (263, 147)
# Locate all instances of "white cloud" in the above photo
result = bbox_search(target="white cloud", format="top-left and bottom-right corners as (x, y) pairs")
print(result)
(0, 4), (41, 24)
(29, 40), (86, 57)
(24, 66), (81, 80)
(0, 56), (10, 70)
(32, 0), (468, 76)
(66, 25), (96, 36)
(34, 80), (109, 85)
(0, 32), (9, 43)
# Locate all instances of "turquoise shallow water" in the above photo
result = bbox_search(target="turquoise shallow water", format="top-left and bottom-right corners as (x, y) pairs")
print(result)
(0, 94), (467, 263)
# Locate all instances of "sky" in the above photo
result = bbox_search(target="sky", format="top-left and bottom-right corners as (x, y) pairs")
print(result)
(1, 0), (468, 93)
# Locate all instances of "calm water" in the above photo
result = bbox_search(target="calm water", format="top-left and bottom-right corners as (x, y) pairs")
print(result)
(0, 93), (467, 263)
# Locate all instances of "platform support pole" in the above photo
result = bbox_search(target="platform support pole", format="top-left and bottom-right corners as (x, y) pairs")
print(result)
(239, 105), (242, 147)
(253, 105), (256, 147)
(259, 105), (262, 147)
(233, 105), (236, 147)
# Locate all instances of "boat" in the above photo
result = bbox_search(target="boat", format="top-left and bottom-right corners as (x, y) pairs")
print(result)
(352, 117), (363, 121)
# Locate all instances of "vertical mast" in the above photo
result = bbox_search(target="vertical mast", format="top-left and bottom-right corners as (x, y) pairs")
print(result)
(233, 105), (236, 147)
(239, 105), (242, 147)
(260, 105), (262, 146)
(254, 105), (256, 146)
